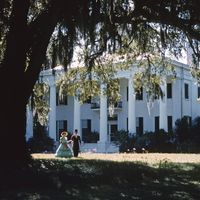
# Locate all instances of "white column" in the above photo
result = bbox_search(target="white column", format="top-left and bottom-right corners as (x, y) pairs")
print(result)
(173, 78), (182, 124)
(128, 77), (136, 134)
(26, 104), (33, 140)
(99, 84), (108, 142)
(73, 97), (81, 138)
(159, 79), (168, 131)
(118, 78), (126, 130)
(49, 83), (56, 140)
(97, 84), (108, 153)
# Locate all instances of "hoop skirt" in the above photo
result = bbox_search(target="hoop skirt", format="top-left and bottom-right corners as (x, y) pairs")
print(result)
(55, 137), (72, 158)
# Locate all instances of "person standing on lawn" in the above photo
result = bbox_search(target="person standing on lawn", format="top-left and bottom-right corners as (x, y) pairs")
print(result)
(55, 131), (72, 158)
(71, 129), (81, 157)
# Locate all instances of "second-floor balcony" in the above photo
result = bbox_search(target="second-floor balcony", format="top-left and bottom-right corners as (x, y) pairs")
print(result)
(91, 101), (122, 110)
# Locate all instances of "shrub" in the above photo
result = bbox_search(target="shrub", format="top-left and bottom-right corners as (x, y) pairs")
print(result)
(174, 116), (191, 143)
(191, 117), (200, 145)
(173, 116), (200, 153)
(148, 129), (175, 152)
(134, 132), (152, 152)
(82, 131), (99, 143)
(133, 130), (176, 153)
(113, 130), (136, 152)
(114, 129), (176, 153)
(27, 123), (55, 153)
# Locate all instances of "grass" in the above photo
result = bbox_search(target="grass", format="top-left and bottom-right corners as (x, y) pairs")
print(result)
(1, 153), (200, 200)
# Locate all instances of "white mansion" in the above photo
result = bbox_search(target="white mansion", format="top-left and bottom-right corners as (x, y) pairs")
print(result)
(26, 55), (200, 152)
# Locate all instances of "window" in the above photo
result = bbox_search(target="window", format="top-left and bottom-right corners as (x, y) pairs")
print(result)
(82, 119), (91, 142)
(136, 117), (143, 136)
(56, 120), (67, 141)
(198, 86), (200, 99)
(127, 87), (129, 101)
(155, 116), (159, 132)
(167, 83), (172, 98)
(127, 118), (128, 131)
(168, 116), (173, 131)
(110, 124), (118, 141)
(184, 83), (189, 99)
(136, 87), (143, 100)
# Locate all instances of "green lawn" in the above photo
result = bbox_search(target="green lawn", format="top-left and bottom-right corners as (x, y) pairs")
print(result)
(1, 153), (200, 200)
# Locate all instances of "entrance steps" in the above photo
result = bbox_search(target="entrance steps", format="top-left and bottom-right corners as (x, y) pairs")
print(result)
(81, 142), (119, 153)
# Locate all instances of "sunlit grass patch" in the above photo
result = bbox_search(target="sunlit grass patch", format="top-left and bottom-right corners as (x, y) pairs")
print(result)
(32, 152), (200, 165)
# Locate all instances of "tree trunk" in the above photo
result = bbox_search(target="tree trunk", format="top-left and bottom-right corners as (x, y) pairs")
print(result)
(0, 68), (34, 188)
(0, 80), (30, 167)
(0, 1), (62, 174)
(0, 1), (31, 171)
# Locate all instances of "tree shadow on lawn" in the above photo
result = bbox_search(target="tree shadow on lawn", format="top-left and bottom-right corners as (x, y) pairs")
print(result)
(1, 158), (200, 200)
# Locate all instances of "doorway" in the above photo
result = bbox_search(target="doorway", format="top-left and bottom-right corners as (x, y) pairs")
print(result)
(108, 121), (118, 142)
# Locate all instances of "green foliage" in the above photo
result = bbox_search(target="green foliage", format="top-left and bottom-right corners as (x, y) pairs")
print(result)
(113, 130), (136, 152)
(133, 118), (200, 153)
(2, 0), (199, 116)
(32, 82), (50, 126)
(135, 130), (176, 153)
(132, 55), (176, 100)
(115, 129), (175, 153)
(174, 116), (191, 143)
(174, 116), (200, 153)
(191, 68), (200, 84)
(27, 122), (54, 153)
(56, 65), (122, 104)
(148, 116), (200, 152)
(191, 117), (200, 144)
(1, 0), (200, 73)
(133, 72), (164, 100)
(82, 131), (99, 143)
(56, 67), (100, 103)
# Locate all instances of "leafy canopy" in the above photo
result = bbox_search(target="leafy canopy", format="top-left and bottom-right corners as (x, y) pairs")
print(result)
(1, 0), (199, 69)
(0, 0), (200, 122)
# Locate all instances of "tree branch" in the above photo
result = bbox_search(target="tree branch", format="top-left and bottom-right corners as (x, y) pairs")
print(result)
(24, 2), (62, 100)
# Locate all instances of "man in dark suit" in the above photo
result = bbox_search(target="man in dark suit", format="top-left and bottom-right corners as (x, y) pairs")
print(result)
(71, 129), (81, 157)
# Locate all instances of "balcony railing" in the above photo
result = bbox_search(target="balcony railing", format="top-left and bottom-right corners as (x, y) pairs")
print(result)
(115, 101), (122, 108)
(91, 101), (122, 109)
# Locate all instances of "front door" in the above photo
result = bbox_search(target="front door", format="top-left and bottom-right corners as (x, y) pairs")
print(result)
(108, 121), (118, 142)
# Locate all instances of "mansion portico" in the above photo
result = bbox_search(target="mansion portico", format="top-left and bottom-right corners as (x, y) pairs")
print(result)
(26, 60), (200, 152)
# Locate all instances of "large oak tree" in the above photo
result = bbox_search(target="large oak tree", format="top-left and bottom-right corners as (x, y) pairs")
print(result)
(0, 0), (199, 169)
